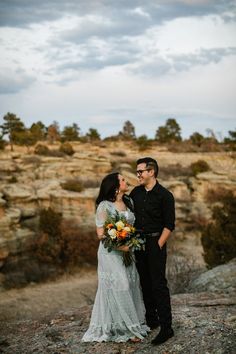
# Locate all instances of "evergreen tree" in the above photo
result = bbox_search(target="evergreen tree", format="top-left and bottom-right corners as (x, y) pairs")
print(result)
(155, 118), (182, 143)
(61, 123), (80, 141)
(0, 112), (25, 151)
(122, 120), (136, 139)
(86, 128), (101, 141)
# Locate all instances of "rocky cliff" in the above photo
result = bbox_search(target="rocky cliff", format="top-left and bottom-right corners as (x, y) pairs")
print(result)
(0, 141), (235, 287)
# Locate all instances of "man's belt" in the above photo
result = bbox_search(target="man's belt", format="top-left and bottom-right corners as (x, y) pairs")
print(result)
(141, 232), (161, 237)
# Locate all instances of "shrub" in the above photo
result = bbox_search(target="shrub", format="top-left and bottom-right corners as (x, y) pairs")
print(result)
(201, 191), (236, 268)
(59, 142), (75, 156)
(110, 150), (127, 157)
(60, 220), (99, 266)
(9, 176), (18, 183)
(34, 144), (49, 155)
(0, 138), (5, 150)
(136, 135), (152, 151)
(204, 187), (230, 203)
(35, 208), (98, 267)
(190, 160), (210, 176)
(34, 144), (65, 157)
(61, 179), (84, 192)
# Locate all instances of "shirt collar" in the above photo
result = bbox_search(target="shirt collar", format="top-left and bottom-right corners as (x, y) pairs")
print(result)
(144, 180), (159, 192)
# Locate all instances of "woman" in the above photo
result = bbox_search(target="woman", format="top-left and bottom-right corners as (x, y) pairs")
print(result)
(81, 172), (150, 343)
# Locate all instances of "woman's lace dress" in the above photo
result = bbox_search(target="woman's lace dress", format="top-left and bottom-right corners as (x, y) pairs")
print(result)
(81, 200), (150, 342)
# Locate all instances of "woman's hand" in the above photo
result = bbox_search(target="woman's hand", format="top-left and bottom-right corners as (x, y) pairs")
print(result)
(97, 234), (106, 240)
(117, 245), (130, 252)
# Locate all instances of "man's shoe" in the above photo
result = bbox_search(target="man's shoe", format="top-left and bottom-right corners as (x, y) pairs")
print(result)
(151, 327), (174, 345)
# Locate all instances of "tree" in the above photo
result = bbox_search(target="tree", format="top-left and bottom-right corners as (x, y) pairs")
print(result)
(122, 120), (136, 139)
(201, 191), (236, 268)
(0, 112), (25, 151)
(189, 132), (205, 147)
(13, 129), (36, 152)
(155, 118), (182, 143)
(61, 123), (80, 142)
(30, 121), (46, 142)
(47, 121), (60, 144)
(224, 129), (236, 149)
(86, 128), (101, 141)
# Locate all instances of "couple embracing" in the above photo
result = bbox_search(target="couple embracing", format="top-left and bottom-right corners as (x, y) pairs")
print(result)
(82, 157), (175, 346)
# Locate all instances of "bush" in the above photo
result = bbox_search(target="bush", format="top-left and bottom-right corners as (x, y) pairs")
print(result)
(136, 135), (152, 151)
(0, 138), (5, 150)
(60, 220), (99, 266)
(201, 191), (236, 268)
(110, 150), (127, 157)
(190, 160), (210, 176)
(34, 208), (98, 267)
(61, 179), (84, 192)
(34, 144), (49, 155)
(34, 144), (65, 157)
(59, 142), (75, 156)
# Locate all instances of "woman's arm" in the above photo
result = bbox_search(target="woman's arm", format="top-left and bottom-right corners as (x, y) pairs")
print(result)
(96, 226), (106, 240)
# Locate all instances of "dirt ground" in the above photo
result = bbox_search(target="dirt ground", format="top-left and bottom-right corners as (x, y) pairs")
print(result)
(0, 267), (97, 322)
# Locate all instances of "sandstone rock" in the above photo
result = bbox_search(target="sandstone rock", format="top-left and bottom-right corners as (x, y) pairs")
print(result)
(189, 258), (236, 293)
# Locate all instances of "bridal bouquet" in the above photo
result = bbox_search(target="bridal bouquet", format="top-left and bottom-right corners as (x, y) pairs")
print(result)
(102, 210), (145, 267)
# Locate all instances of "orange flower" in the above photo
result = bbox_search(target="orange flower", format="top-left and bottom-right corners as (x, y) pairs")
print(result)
(106, 223), (114, 229)
(118, 230), (128, 239)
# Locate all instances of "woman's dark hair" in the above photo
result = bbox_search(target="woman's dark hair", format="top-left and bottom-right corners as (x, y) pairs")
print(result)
(96, 172), (120, 207)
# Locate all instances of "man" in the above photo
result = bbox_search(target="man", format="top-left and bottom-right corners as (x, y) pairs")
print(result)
(129, 157), (175, 345)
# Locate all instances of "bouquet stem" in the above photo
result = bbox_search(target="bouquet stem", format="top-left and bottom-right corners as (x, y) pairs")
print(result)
(122, 251), (135, 267)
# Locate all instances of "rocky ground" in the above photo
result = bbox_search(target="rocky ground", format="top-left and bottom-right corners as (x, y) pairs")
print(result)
(0, 261), (235, 354)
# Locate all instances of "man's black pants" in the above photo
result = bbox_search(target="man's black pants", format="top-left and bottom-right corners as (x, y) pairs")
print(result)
(135, 236), (172, 329)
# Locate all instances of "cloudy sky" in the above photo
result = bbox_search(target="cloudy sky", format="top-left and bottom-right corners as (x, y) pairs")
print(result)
(0, 0), (236, 139)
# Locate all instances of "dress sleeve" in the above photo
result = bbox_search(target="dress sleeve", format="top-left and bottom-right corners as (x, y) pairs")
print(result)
(95, 201), (108, 227)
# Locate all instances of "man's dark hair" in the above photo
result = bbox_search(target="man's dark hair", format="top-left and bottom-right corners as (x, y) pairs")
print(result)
(136, 157), (159, 178)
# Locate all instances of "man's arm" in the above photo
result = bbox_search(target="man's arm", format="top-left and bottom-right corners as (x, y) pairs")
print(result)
(158, 191), (175, 248)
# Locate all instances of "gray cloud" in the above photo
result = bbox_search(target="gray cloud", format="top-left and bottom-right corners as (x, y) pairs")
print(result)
(0, 68), (36, 94)
(0, 0), (235, 29)
(128, 47), (236, 77)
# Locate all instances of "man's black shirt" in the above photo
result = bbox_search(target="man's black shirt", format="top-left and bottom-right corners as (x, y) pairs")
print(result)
(129, 181), (175, 233)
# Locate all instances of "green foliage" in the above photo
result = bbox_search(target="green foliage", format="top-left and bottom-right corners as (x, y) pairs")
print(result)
(61, 179), (84, 192)
(34, 144), (50, 155)
(201, 191), (236, 268)
(189, 132), (205, 147)
(86, 128), (101, 141)
(0, 112), (25, 151)
(190, 160), (210, 176)
(110, 150), (127, 157)
(30, 121), (46, 141)
(121, 120), (136, 139)
(59, 142), (75, 155)
(155, 118), (182, 143)
(224, 129), (236, 150)
(136, 135), (152, 151)
(61, 123), (80, 141)
(0, 136), (5, 150)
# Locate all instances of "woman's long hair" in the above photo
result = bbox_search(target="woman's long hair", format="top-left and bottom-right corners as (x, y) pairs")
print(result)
(96, 172), (120, 208)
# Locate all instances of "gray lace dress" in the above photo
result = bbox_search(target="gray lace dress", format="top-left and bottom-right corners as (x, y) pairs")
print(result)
(81, 200), (150, 342)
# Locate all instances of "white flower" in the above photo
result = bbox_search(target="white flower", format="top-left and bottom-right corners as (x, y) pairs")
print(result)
(108, 228), (117, 239)
(115, 221), (125, 231)
(124, 226), (131, 232)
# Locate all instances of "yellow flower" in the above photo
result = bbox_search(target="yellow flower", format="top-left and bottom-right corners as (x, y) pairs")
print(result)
(115, 221), (125, 231)
(124, 226), (131, 232)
